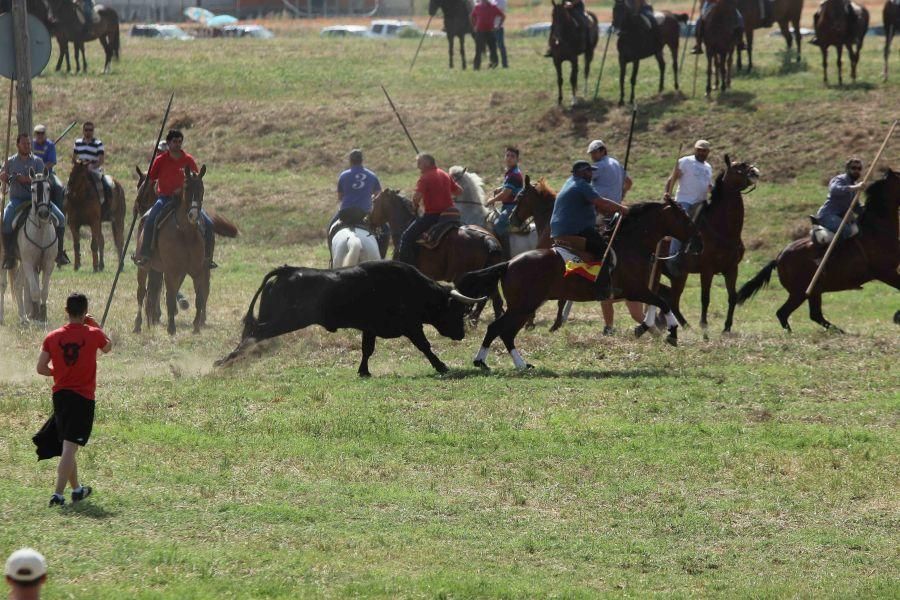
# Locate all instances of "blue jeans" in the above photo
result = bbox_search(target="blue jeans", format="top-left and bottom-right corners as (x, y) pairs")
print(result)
(397, 213), (440, 264)
(139, 196), (214, 258)
(668, 201), (698, 255)
(493, 204), (516, 237)
(495, 27), (508, 67)
(818, 212), (855, 240)
(2, 196), (66, 233)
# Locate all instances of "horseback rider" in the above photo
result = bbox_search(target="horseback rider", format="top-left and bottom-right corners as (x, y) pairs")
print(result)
(664, 139), (713, 276)
(484, 146), (523, 258)
(82, 0), (94, 35)
(72, 122), (109, 206)
(397, 153), (462, 265)
(630, 0), (661, 34)
(32, 124), (70, 266)
(691, 0), (746, 54)
(815, 158), (865, 240)
(545, 0), (594, 56)
(550, 160), (629, 290)
(134, 129), (217, 269)
(1, 134), (67, 269)
(331, 148), (388, 254)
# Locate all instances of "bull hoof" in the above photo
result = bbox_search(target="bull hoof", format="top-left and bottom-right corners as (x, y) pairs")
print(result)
(435, 363), (450, 374)
(474, 359), (489, 371)
(634, 323), (650, 338)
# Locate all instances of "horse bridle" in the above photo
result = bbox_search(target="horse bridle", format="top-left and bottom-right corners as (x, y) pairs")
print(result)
(25, 176), (58, 251)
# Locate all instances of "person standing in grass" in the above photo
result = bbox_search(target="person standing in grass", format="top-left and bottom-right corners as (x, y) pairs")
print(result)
(492, 0), (509, 68)
(5, 548), (47, 599)
(470, 0), (504, 70)
(36, 293), (112, 508)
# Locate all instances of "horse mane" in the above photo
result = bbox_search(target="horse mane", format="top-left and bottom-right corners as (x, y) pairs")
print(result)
(618, 201), (660, 230)
(535, 177), (556, 198)
(449, 166), (486, 206)
(708, 171), (726, 206)
(859, 171), (897, 225)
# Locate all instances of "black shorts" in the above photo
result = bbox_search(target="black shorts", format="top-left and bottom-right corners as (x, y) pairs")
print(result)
(52, 390), (95, 446)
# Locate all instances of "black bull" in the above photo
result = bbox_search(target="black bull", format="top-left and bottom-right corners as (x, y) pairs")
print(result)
(216, 261), (490, 376)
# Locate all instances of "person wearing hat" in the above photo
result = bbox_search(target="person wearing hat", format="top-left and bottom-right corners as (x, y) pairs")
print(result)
(5, 548), (47, 598)
(32, 125), (70, 267)
(665, 139), (713, 276)
(331, 148), (387, 256)
(587, 139), (642, 333)
(550, 161), (628, 291)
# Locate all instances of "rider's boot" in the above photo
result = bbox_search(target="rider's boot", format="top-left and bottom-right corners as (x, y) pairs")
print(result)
(55, 227), (71, 266)
(1, 232), (16, 269)
(692, 19), (704, 54)
(204, 229), (218, 270)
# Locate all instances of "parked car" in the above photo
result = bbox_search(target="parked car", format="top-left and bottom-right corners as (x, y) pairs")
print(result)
(320, 25), (369, 37)
(366, 19), (443, 38)
(221, 24), (274, 38)
(522, 22), (552, 37)
(129, 24), (193, 40)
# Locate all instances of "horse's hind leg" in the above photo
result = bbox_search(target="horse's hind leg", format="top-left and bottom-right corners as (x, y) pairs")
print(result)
(70, 224), (81, 271)
(776, 292), (805, 332)
(448, 35), (454, 69)
(884, 25), (893, 81)
(836, 44), (844, 86)
(655, 50), (665, 93)
(89, 220), (103, 272)
(722, 265), (739, 333)
(618, 57), (627, 106)
(459, 34), (467, 70)
(147, 270), (163, 326)
(134, 269), (147, 333)
(629, 59), (639, 105)
(670, 41), (680, 89)
(820, 47), (829, 84)
(699, 269), (714, 332)
(808, 293), (843, 333)
(499, 312), (533, 370)
(549, 299), (568, 332)
(570, 56), (579, 103)
(556, 60), (565, 105)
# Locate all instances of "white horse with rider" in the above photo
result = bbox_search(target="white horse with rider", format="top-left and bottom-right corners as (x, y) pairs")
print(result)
(330, 221), (381, 268)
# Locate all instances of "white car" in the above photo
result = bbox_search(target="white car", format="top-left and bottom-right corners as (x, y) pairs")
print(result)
(320, 25), (368, 37)
(129, 24), (193, 40)
(366, 19), (444, 38)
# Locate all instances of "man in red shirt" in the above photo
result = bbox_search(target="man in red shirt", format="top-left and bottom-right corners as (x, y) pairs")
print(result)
(470, 0), (504, 70)
(397, 153), (462, 265)
(37, 293), (112, 507)
(134, 129), (217, 268)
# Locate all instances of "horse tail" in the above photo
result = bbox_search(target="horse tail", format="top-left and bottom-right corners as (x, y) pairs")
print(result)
(210, 213), (239, 238)
(456, 261), (509, 299)
(342, 233), (362, 267)
(735, 259), (778, 305)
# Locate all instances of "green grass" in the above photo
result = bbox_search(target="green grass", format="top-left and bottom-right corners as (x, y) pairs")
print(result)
(0, 21), (898, 598)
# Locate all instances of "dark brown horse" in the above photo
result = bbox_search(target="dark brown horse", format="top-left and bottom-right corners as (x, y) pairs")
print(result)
(612, 0), (687, 106)
(773, 0), (803, 62)
(429, 0), (473, 69)
(703, 0), (741, 94)
(662, 156), (760, 333)
(885, 0), (900, 81)
(813, 0), (869, 85)
(45, 0), (120, 73)
(64, 160), (125, 272)
(133, 166), (238, 335)
(736, 0), (771, 72)
(547, 0), (599, 105)
(736, 169), (899, 331)
(457, 199), (697, 370)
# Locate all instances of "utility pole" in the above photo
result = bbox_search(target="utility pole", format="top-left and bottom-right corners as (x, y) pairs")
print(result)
(11, 0), (33, 135)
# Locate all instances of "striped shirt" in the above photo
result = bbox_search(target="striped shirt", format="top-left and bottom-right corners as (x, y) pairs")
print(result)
(74, 137), (104, 162)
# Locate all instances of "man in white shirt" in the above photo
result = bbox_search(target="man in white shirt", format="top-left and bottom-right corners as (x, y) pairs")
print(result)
(72, 121), (109, 205)
(664, 139), (713, 275)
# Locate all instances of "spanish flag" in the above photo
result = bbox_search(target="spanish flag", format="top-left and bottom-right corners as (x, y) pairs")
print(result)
(564, 260), (604, 282)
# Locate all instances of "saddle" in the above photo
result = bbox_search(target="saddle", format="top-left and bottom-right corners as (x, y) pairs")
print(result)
(141, 201), (178, 253)
(809, 215), (858, 247)
(327, 209), (373, 252)
(74, 2), (103, 25)
(417, 207), (462, 249)
(486, 207), (535, 235)
(552, 235), (597, 263)
(552, 236), (618, 282)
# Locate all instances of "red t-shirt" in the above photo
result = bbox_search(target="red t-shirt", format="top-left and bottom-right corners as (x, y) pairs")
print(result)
(41, 323), (109, 400)
(416, 167), (462, 214)
(148, 151), (199, 197)
(471, 2), (504, 32)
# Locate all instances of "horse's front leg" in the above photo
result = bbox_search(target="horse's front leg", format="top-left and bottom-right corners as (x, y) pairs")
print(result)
(836, 44), (844, 86)
(448, 35), (455, 69)
(556, 60), (565, 105)
(192, 269), (211, 333)
(655, 49), (665, 93)
(459, 34), (467, 70)
(706, 53), (714, 95)
(699, 268), (714, 334)
(90, 220), (104, 272)
(629, 58), (640, 105)
(21, 262), (40, 320)
(165, 273), (186, 336)
(134, 268), (147, 333)
(618, 57), (627, 106)
(70, 224), (81, 271)
(39, 259), (54, 321)
(569, 56), (579, 104)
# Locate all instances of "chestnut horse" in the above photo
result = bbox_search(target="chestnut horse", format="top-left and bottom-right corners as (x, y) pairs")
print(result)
(703, 0), (741, 94)
(662, 156), (760, 333)
(612, 0), (687, 106)
(457, 199), (697, 371)
(548, 0), (599, 105)
(736, 0), (771, 72)
(65, 160), (125, 272)
(885, 0), (900, 81)
(133, 166), (238, 335)
(736, 169), (899, 331)
(813, 0), (869, 85)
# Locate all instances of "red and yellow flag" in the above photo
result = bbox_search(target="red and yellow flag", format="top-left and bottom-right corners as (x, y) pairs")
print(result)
(564, 261), (603, 282)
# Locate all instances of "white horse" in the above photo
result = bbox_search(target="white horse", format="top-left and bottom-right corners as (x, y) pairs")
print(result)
(13, 169), (58, 323)
(449, 166), (488, 226)
(330, 226), (381, 268)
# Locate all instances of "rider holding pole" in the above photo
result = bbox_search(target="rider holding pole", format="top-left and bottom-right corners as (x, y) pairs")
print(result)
(32, 124), (71, 266)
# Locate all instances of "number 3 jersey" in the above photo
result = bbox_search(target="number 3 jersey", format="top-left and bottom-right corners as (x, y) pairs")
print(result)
(337, 166), (382, 212)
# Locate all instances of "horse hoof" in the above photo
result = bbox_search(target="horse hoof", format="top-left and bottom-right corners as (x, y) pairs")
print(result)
(548, 323), (560, 332)
(666, 335), (678, 347)
(436, 364), (450, 374)
(358, 370), (371, 378)
(474, 359), (490, 371)
(634, 323), (650, 338)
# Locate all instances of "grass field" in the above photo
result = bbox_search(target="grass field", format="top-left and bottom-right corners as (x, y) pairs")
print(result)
(0, 10), (898, 598)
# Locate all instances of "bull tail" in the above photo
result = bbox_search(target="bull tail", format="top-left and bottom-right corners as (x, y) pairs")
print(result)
(736, 259), (778, 305)
(342, 235), (362, 267)
(456, 261), (509, 299)
(210, 212), (239, 238)
(242, 266), (292, 337)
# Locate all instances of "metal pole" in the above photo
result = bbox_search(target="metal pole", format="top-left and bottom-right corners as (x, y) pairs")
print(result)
(623, 104), (637, 171)
(691, 52), (700, 97)
(592, 25), (614, 102)
(53, 121), (78, 145)
(679, 0), (697, 76)
(381, 84), (420, 155)
(805, 119), (897, 296)
(100, 91), (175, 328)
(409, 14), (434, 72)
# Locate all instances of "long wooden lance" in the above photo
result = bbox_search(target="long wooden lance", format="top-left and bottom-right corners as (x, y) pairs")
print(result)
(679, 0), (698, 77)
(409, 14), (435, 72)
(805, 119), (897, 296)
(592, 24), (615, 101)
(381, 84), (420, 155)
(101, 91), (175, 328)
(648, 142), (683, 289)
(1, 79), (12, 214)
(53, 121), (78, 146)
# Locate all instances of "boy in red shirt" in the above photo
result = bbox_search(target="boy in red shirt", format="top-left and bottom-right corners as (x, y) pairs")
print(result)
(37, 293), (112, 507)
(470, 0), (504, 70)
(397, 153), (462, 265)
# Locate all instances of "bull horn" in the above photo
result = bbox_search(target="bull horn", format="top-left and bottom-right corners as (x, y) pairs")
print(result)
(450, 289), (487, 305)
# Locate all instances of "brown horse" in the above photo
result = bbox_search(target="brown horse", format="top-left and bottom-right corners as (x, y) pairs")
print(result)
(457, 199), (697, 370)
(736, 169), (899, 331)
(703, 0), (741, 94)
(64, 160), (125, 272)
(773, 0), (803, 62)
(883, 0), (900, 81)
(813, 0), (869, 85)
(429, 0), (474, 69)
(133, 166), (238, 335)
(612, 0), (687, 106)
(662, 156), (760, 333)
(736, 0), (771, 72)
(45, 0), (120, 73)
(548, 0), (599, 105)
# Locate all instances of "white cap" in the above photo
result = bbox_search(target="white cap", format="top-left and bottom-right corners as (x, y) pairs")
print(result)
(5, 548), (47, 583)
(33, 124), (46, 133)
(694, 139), (711, 150)
(587, 139), (606, 153)
(157, 141), (168, 152)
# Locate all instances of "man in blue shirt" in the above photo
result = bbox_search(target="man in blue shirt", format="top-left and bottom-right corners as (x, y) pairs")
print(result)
(485, 146), (523, 258)
(331, 149), (387, 256)
(816, 158), (865, 240)
(551, 160), (628, 254)
(32, 125), (70, 266)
